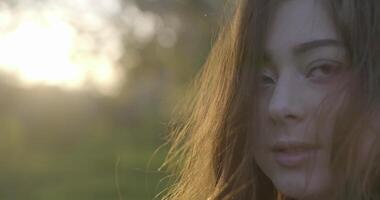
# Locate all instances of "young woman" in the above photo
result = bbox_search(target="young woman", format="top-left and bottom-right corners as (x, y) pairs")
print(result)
(163, 0), (380, 199)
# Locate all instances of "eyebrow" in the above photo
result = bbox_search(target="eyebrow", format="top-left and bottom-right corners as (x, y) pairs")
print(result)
(262, 39), (345, 65)
(293, 39), (344, 55)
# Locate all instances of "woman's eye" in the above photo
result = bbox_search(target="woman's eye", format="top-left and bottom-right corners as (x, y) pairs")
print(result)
(306, 62), (342, 81)
(260, 74), (275, 86)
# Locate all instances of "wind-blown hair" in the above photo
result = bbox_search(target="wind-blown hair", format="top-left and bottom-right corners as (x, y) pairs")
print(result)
(162, 0), (380, 199)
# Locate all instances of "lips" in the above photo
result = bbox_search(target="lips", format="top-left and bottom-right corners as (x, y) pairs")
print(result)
(271, 141), (320, 168)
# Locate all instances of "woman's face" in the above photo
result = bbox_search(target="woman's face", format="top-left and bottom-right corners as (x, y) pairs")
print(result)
(253, 0), (349, 199)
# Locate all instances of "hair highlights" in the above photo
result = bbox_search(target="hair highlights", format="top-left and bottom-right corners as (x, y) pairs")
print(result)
(162, 0), (380, 199)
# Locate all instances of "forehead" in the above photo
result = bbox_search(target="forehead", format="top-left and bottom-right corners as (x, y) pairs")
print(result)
(265, 0), (339, 53)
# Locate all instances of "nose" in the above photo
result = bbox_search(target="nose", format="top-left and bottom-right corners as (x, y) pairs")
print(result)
(268, 75), (305, 125)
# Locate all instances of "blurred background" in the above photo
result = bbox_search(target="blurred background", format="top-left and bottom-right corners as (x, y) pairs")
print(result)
(0, 0), (227, 199)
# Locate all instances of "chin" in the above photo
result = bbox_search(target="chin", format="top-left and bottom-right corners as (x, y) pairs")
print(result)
(271, 171), (332, 200)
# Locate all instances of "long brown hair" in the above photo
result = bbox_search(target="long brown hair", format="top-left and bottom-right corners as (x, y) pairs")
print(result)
(162, 0), (380, 199)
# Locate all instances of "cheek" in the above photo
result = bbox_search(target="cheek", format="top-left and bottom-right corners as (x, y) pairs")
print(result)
(254, 109), (271, 149)
(252, 117), (271, 169)
(357, 120), (379, 166)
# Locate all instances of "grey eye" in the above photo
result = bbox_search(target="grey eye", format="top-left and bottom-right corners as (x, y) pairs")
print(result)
(260, 74), (275, 86)
(309, 64), (334, 76)
(306, 61), (342, 81)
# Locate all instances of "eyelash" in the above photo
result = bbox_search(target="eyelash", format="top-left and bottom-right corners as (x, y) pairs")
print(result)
(260, 61), (342, 86)
(306, 61), (342, 81)
(260, 72), (276, 86)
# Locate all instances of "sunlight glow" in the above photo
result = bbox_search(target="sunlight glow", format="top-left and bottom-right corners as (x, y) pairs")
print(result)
(0, 1), (125, 96)
(0, 0), (176, 96)
(0, 18), (85, 89)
